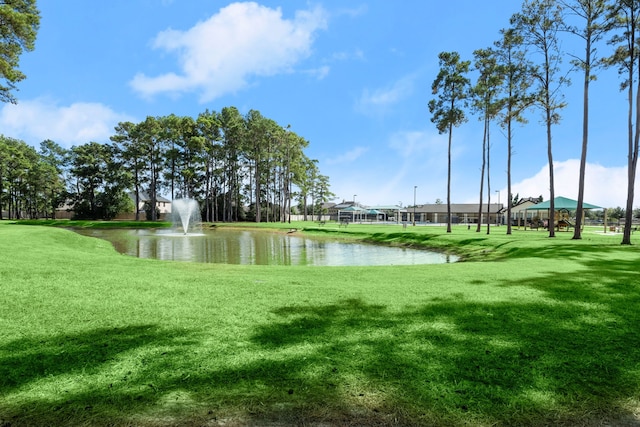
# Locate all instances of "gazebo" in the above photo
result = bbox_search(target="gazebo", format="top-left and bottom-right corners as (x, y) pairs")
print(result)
(338, 205), (366, 223)
(525, 196), (602, 231)
(365, 209), (384, 222)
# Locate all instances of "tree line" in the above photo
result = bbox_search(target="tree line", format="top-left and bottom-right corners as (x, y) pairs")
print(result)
(0, 107), (332, 222)
(429, 0), (640, 244)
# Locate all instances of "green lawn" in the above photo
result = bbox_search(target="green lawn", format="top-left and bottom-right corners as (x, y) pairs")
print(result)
(1, 221), (639, 426)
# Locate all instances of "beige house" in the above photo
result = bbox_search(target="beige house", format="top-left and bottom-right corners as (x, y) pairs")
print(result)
(118, 191), (172, 220)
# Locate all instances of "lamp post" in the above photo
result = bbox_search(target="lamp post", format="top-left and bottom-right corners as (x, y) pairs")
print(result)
(413, 186), (417, 226)
(353, 194), (357, 222)
(495, 190), (500, 225)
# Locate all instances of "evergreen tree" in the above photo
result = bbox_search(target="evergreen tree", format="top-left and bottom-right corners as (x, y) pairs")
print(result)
(429, 51), (471, 233)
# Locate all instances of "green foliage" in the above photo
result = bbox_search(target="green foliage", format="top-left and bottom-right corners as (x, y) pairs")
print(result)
(0, 0), (40, 104)
(607, 206), (625, 219)
(2, 106), (324, 223)
(69, 142), (131, 220)
(429, 51), (471, 233)
(0, 135), (68, 219)
(511, 0), (568, 238)
(428, 51), (471, 135)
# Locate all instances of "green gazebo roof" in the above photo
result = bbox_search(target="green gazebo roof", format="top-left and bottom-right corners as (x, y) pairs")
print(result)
(339, 206), (366, 212)
(526, 196), (602, 210)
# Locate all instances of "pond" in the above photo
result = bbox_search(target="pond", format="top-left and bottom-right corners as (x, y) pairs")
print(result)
(75, 228), (458, 266)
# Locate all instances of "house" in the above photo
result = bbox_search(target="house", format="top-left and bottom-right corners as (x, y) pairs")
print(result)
(125, 191), (172, 219)
(328, 200), (506, 224)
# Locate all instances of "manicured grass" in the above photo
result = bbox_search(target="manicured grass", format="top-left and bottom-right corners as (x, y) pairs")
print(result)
(1, 221), (640, 426)
(11, 219), (172, 228)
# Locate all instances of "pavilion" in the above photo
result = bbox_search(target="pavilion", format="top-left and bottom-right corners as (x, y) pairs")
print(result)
(523, 196), (602, 231)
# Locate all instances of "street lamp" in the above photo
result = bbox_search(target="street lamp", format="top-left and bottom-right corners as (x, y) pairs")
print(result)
(413, 186), (417, 226)
(353, 194), (357, 205)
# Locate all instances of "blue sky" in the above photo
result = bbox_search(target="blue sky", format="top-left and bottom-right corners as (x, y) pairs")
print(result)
(1, 1), (635, 208)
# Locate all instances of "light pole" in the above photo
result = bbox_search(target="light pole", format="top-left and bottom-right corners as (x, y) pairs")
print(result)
(495, 190), (501, 225)
(353, 194), (357, 222)
(413, 186), (417, 226)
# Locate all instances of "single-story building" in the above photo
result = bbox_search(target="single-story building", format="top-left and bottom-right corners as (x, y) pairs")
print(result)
(326, 201), (504, 224)
(401, 203), (504, 225)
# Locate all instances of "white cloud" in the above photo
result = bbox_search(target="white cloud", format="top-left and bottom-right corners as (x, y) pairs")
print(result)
(509, 159), (633, 208)
(303, 65), (330, 80)
(326, 146), (369, 165)
(330, 157), (640, 209)
(327, 130), (448, 206)
(356, 74), (416, 114)
(388, 130), (444, 159)
(130, 2), (328, 102)
(331, 49), (364, 61)
(0, 98), (135, 147)
(335, 5), (368, 18)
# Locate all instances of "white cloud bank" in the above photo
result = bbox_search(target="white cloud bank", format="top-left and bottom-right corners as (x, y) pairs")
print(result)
(510, 159), (632, 208)
(356, 74), (416, 115)
(130, 2), (328, 102)
(0, 98), (134, 147)
(326, 146), (369, 165)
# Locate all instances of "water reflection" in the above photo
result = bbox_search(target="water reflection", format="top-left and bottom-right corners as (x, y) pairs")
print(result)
(76, 228), (457, 266)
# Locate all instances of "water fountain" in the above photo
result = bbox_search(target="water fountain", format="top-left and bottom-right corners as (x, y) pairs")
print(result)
(171, 198), (202, 235)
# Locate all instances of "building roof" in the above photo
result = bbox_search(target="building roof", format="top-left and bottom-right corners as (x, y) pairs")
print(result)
(526, 196), (602, 210)
(413, 203), (503, 214)
(370, 205), (402, 210)
(129, 191), (172, 203)
(340, 205), (367, 212)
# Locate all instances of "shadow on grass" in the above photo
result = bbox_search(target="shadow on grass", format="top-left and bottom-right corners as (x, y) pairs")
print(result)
(3, 258), (640, 426)
(244, 292), (640, 426)
(0, 325), (199, 425)
(0, 325), (182, 393)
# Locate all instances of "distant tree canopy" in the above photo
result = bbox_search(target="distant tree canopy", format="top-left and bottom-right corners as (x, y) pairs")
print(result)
(0, 108), (332, 222)
(0, 0), (40, 104)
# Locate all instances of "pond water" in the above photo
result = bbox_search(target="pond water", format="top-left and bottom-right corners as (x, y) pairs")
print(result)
(76, 228), (458, 266)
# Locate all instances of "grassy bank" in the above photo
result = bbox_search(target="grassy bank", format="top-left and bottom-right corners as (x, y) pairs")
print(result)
(10, 219), (172, 229)
(1, 221), (640, 426)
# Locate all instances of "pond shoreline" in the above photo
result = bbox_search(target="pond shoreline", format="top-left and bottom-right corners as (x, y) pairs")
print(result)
(71, 226), (459, 266)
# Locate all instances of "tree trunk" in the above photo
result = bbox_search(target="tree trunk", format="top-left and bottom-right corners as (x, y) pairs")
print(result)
(622, 20), (637, 245)
(574, 34), (592, 240)
(486, 115), (491, 235)
(476, 114), (487, 232)
(547, 112), (555, 238)
(623, 56), (640, 244)
(134, 184), (140, 221)
(446, 123), (452, 233)
(506, 104), (513, 235)
(545, 61), (555, 238)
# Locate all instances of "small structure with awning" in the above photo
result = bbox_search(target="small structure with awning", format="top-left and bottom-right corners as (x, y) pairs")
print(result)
(338, 205), (367, 223)
(521, 196), (602, 231)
